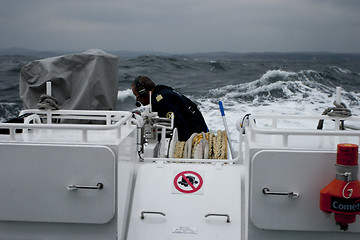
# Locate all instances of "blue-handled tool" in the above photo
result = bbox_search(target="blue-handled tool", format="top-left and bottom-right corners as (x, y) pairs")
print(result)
(218, 101), (235, 158)
(219, 101), (226, 116)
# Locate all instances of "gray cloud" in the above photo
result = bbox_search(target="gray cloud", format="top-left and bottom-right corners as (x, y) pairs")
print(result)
(0, 0), (359, 53)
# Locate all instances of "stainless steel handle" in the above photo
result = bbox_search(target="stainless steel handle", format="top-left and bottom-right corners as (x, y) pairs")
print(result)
(141, 211), (166, 219)
(205, 213), (231, 223)
(67, 182), (103, 190)
(262, 187), (299, 198)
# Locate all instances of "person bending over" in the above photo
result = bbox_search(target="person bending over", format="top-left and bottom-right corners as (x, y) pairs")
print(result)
(131, 76), (208, 141)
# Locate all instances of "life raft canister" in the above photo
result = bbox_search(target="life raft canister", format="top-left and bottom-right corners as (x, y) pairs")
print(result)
(320, 144), (360, 231)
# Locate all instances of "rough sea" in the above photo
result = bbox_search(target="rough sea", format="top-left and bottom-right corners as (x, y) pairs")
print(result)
(1, 52), (360, 144)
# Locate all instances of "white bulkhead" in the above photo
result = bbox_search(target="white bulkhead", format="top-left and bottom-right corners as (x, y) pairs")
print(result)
(127, 162), (242, 240)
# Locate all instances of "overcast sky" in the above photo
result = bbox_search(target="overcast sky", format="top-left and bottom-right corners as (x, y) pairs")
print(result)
(1, 0), (359, 54)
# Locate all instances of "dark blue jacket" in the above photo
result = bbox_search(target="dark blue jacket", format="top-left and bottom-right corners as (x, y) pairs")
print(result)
(151, 85), (208, 141)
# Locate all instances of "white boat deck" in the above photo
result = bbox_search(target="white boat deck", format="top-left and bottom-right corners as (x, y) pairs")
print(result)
(1, 110), (360, 239)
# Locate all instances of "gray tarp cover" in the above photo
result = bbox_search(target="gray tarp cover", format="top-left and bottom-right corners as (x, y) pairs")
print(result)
(20, 49), (119, 110)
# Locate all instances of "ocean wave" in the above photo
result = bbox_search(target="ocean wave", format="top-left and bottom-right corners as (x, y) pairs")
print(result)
(258, 69), (298, 83)
(330, 66), (352, 75)
(0, 56), (35, 74)
(132, 55), (196, 71)
(0, 103), (21, 122)
(197, 76), (360, 143)
(199, 67), (360, 130)
(206, 68), (335, 103)
(2, 53), (360, 125)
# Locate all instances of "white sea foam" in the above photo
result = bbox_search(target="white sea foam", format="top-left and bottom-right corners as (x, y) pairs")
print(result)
(117, 89), (135, 101)
(259, 69), (297, 82)
(194, 69), (360, 148)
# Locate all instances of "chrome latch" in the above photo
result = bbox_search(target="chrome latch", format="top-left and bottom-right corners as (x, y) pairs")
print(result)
(262, 187), (299, 198)
(67, 183), (103, 190)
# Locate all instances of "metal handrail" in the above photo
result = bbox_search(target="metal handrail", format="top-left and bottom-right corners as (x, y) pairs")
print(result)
(245, 115), (360, 147)
(0, 110), (133, 142)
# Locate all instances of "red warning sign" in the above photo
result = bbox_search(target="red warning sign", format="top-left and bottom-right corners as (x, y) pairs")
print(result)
(173, 171), (203, 194)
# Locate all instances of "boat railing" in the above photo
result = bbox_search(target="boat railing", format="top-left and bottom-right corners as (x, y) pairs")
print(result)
(145, 157), (236, 165)
(0, 109), (133, 143)
(245, 114), (360, 147)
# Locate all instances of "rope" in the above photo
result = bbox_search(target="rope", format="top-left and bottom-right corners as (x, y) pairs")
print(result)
(324, 101), (352, 118)
(37, 94), (60, 110)
(317, 101), (351, 130)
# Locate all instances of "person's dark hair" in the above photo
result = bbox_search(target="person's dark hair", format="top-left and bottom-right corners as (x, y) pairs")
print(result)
(132, 76), (156, 95)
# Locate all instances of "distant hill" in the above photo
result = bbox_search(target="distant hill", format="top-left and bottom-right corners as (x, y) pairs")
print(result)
(0, 47), (171, 58)
(186, 51), (360, 62)
(0, 47), (71, 58)
(1, 47), (359, 61)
